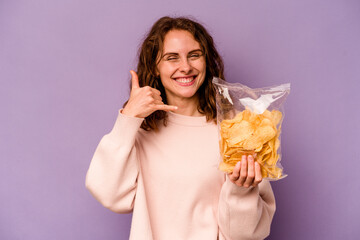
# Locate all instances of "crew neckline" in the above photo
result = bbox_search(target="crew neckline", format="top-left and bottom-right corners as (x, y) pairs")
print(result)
(166, 111), (210, 127)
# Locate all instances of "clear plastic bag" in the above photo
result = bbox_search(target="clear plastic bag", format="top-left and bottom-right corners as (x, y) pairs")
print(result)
(213, 77), (290, 181)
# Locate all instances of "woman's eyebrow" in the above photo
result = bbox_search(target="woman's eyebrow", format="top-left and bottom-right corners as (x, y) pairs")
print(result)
(162, 52), (179, 58)
(188, 49), (203, 54)
(162, 49), (203, 58)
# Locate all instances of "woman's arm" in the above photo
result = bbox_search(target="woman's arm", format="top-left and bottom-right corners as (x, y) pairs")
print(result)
(218, 177), (276, 240)
(86, 70), (175, 213)
(85, 110), (144, 213)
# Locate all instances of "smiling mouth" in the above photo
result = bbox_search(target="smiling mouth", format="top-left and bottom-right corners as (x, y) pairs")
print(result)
(174, 76), (196, 83)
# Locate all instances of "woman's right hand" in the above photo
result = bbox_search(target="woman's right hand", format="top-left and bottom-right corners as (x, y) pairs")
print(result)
(122, 70), (178, 118)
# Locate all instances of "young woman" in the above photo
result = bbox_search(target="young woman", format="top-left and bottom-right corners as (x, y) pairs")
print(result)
(85, 16), (275, 240)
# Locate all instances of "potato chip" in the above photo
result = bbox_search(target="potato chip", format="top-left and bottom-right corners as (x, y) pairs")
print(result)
(213, 77), (290, 181)
(218, 108), (283, 180)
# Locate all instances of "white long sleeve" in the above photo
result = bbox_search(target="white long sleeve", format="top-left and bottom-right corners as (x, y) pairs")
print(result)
(85, 111), (276, 239)
(218, 176), (276, 239)
(85, 111), (144, 213)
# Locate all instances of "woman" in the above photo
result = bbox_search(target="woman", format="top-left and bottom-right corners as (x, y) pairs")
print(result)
(85, 16), (275, 240)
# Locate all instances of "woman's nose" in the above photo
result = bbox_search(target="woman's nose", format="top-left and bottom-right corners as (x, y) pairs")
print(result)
(178, 58), (192, 73)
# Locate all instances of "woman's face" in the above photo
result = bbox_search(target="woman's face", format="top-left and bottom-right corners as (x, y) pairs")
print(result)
(156, 30), (206, 104)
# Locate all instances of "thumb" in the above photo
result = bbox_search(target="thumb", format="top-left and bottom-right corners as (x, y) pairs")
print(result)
(130, 70), (140, 89)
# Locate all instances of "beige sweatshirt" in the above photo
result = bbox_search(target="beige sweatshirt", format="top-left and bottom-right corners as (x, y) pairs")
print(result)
(85, 110), (276, 240)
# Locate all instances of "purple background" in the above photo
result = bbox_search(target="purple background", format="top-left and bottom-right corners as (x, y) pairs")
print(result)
(1, 0), (359, 239)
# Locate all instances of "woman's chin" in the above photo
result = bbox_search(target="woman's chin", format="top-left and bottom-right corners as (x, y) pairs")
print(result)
(168, 90), (199, 102)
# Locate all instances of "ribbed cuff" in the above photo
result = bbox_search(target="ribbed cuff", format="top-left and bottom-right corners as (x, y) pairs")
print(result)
(107, 109), (144, 144)
(225, 174), (259, 195)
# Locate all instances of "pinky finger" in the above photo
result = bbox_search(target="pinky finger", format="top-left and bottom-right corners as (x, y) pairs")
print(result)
(154, 104), (178, 112)
(252, 161), (263, 187)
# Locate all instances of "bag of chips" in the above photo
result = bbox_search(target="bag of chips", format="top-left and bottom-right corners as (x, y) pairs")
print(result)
(212, 77), (290, 181)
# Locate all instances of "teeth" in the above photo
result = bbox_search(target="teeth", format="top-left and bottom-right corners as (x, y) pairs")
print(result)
(175, 77), (194, 83)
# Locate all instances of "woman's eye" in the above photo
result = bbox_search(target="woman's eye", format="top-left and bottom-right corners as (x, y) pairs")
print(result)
(189, 54), (201, 59)
(167, 56), (179, 61)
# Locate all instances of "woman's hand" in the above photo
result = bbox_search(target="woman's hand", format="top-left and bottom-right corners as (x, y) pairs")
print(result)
(122, 70), (178, 118)
(228, 155), (262, 188)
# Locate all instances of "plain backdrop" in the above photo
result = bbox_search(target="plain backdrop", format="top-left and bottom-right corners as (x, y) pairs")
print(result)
(1, 0), (359, 239)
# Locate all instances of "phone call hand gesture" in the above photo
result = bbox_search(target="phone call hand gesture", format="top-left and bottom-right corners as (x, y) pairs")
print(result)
(122, 71), (178, 118)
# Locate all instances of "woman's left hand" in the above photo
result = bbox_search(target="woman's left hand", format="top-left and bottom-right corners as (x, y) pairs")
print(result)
(228, 155), (262, 188)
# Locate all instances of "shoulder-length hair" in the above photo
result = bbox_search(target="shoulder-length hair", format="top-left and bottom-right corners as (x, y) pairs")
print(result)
(125, 16), (225, 131)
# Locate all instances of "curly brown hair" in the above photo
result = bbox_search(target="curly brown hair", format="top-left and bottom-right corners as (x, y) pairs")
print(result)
(125, 16), (225, 131)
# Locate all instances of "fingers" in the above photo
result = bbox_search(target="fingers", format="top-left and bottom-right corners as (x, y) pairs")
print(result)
(152, 103), (178, 112)
(150, 87), (161, 96)
(153, 99), (164, 105)
(130, 71), (161, 96)
(228, 161), (241, 182)
(244, 155), (255, 188)
(252, 161), (263, 187)
(238, 155), (247, 185)
(126, 71), (178, 117)
(146, 90), (177, 112)
(149, 90), (162, 102)
(130, 70), (140, 89)
(228, 155), (262, 188)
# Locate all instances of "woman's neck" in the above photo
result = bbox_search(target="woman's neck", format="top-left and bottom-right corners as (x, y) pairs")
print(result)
(167, 95), (203, 117)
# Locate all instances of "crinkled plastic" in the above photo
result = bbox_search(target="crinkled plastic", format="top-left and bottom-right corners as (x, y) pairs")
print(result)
(213, 77), (290, 181)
